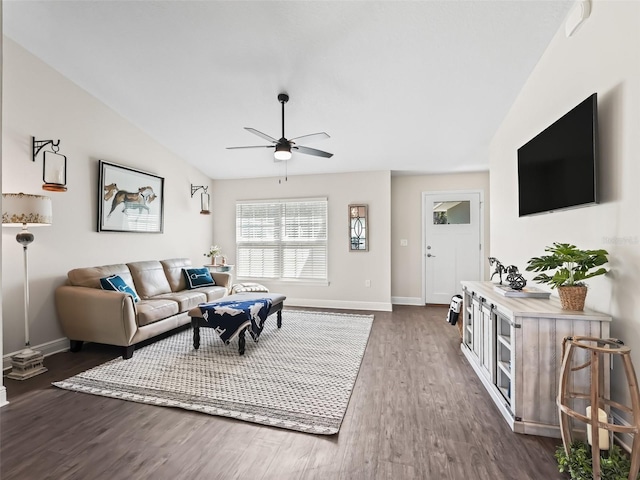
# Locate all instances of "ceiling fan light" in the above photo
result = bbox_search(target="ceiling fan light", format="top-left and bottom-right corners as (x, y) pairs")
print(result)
(274, 145), (292, 161)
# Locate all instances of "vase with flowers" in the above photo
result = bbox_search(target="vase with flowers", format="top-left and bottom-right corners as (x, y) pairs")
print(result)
(204, 245), (222, 265)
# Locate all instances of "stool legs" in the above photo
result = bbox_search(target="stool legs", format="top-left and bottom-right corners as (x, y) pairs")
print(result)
(623, 353), (640, 480)
(558, 341), (576, 453)
(589, 349), (602, 480)
(558, 336), (640, 480)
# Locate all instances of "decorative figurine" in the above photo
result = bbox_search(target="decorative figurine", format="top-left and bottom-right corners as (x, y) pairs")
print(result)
(507, 272), (527, 290)
(489, 258), (526, 289)
(488, 257), (506, 284)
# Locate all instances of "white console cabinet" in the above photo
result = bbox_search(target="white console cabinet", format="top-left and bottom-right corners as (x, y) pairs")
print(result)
(460, 281), (612, 438)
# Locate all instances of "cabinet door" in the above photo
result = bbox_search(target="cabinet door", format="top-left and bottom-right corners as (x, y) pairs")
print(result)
(479, 303), (494, 381)
(462, 289), (473, 350)
(471, 298), (482, 360)
(495, 312), (514, 413)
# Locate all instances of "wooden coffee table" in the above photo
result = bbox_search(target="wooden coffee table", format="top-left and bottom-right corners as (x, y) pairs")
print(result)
(188, 293), (286, 355)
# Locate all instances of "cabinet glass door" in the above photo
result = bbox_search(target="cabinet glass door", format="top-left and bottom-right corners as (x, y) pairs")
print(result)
(495, 312), (514, 409)
(462, 290), (473, 350)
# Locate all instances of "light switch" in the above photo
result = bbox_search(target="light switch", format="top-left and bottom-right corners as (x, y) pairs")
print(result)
(400, 239), (408, 247)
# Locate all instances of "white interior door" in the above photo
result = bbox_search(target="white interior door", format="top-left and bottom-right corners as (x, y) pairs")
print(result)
(424, 191), (482, 304)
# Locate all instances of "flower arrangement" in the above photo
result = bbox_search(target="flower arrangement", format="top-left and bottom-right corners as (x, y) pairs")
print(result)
(204, 245), (222, 260)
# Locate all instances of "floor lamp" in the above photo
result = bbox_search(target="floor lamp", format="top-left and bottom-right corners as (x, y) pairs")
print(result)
(2, 193), (52, 380)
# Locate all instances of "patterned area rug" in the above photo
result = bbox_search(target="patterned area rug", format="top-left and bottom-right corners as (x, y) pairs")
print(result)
(54, 310), (373, 435)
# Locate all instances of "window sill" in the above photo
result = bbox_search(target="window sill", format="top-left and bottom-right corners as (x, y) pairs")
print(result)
(236, 277), (329, 287)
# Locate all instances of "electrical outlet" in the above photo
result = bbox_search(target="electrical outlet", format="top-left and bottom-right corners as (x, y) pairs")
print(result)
(365, 279), (371, 287)
(400, 239), (408, 247)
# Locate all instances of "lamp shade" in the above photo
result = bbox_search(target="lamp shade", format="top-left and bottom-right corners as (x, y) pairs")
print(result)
(2, 193), (53, 226)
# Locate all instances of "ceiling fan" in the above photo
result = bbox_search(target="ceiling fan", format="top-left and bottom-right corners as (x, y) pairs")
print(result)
(227, 93), (333, 161)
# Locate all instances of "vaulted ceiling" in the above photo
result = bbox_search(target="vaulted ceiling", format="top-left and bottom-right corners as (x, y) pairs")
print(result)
(4, 1), (573, 179)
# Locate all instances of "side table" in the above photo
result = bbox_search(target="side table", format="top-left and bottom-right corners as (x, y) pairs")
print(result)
(204, 264), (235, 287)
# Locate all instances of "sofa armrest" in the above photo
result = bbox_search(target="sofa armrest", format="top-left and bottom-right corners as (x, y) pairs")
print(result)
(211, 272), (232, 293)
(55, 285), (138, 346)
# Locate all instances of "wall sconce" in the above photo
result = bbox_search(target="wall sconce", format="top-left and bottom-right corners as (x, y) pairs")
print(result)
(33, 136), (67, 192)
(191, 184), (211, 215)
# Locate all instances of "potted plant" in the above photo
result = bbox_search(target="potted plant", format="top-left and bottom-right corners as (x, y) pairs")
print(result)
(555, 440), (639, 479)
(526, 242), (608, 311)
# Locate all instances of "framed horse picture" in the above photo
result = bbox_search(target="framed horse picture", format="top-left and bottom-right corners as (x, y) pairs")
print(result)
(98, 161), (165, 233)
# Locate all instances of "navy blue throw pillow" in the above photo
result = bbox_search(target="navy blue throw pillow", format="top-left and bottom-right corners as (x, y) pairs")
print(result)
(183, 268), (215, 289)
(100, 274), (140, 303)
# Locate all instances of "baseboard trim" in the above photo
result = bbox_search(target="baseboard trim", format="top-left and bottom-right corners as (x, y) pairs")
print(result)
(391, 296), (424, 306)
(0, 386), (8, 408)
(285, 298), (392, 312)
(3, 337), (69, 372)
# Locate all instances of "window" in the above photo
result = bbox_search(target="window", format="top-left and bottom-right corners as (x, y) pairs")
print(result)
(236, 198), (328, 281)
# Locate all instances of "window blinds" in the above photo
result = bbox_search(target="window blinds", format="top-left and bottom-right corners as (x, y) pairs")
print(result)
(236, 198), (328, 281)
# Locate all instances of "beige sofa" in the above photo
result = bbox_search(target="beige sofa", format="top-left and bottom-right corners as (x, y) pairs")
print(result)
(55, 258), (231, 359)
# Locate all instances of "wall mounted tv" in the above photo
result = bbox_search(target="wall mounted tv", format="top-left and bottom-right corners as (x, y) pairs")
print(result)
(517, 93), (598, 217)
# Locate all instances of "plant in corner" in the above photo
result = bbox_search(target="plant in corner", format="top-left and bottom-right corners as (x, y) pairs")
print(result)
(526, 242), (608, 311)
(555, 440), (639, 480)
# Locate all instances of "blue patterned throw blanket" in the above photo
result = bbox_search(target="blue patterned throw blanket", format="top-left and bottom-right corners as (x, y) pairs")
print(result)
(198, 298), (273, 344)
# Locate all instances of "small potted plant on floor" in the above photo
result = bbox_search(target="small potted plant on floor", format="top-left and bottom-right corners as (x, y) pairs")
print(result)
(526, 242), (609, 311)
(556, 440), (639, 479)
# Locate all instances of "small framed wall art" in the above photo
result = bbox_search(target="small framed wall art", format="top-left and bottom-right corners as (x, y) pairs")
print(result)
(98, 161), (164, 233)
(349, 204), (368, 251)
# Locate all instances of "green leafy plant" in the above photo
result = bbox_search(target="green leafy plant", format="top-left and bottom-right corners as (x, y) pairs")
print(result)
(555, 440), (639, 480)
(526, 242), (608, 289)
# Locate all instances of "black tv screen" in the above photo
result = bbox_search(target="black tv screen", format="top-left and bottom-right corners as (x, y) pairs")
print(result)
(517, 93), (598, 217)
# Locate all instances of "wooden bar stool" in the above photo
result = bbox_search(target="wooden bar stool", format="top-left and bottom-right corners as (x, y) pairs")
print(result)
(557, 336), (640, 480)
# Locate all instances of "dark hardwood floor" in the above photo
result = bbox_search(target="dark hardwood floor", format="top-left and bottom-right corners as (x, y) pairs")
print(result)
(0, 306), (564, 480)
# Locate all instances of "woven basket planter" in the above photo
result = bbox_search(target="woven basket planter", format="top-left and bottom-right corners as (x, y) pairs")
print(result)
(558, 285), (588, 311)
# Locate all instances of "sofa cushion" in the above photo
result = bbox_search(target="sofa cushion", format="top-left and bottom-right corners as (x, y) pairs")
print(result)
(67, 264), (132, 289)
(194, 285), (228, 302)
(127, 260), (172, 299)
(135, 298), (180, 327)
(100, 275), (140, 303)
(183, 268), (215, 289)
(160, 258), (191, 292)
(153, 291), (207, 312)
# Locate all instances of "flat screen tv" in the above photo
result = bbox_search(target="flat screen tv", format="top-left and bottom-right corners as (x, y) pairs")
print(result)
(517, 93), (598, 217)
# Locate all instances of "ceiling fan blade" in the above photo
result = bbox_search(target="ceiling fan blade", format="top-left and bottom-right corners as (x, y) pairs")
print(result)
(293, 145), (333, 158)
(244, 127), (278, 144)
(226, 145), (274, 150)
(289, 132), (330, 143)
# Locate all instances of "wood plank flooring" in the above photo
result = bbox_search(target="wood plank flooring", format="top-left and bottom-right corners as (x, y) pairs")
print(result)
(0, 306), (563, 479)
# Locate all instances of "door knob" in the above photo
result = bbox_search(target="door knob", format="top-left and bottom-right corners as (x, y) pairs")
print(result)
(427, 253), (436, 258)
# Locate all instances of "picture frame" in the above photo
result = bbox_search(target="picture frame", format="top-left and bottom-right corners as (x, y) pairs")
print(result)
(98, 161), (164, 233)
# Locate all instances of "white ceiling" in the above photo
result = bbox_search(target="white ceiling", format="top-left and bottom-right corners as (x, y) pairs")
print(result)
(3, 0), (573, 180)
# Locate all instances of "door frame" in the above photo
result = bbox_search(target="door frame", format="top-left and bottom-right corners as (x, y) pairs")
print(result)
(421, 189), (485, 304)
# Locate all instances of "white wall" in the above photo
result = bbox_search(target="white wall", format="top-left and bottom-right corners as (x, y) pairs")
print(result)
(391, 172), (490, 303)
(0, 3), (7, 405)
(211, 171), (392, 311)
(490, 1), (640, 412)
(1, 38), (215, 359)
